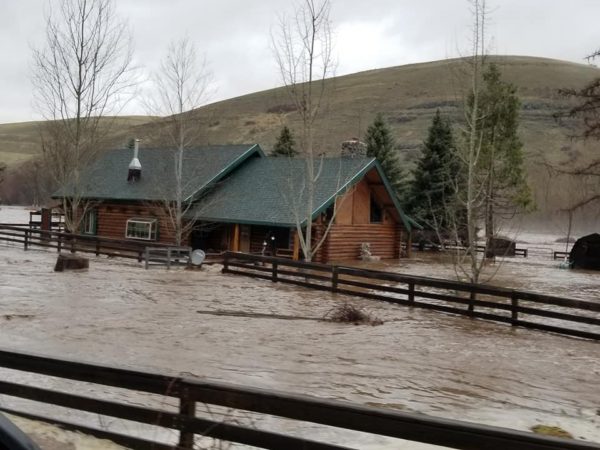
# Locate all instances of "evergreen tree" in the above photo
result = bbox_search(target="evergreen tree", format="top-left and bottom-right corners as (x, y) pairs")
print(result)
(408, 110), (459, 234)
(271, 126), (298, 157)
(478, 63), (533, 241)
(364, 113), (407, 196)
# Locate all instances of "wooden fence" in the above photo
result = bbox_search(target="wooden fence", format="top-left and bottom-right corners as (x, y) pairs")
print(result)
(0, 224), (173, 262)
(0, 348), (597, 450)
(144, 246), (192, 269)
(406, 242), (528, 257)
(222, 252), (600, 341)
(553, 250), (571, 260)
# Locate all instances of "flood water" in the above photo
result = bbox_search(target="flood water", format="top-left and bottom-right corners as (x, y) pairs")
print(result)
(1, 206), (599, 449)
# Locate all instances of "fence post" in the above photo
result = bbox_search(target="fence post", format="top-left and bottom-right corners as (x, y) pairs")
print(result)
(167, 248), (171, 270)
(272, 260), (278, 282)
(24, 230), (29, 251)
(511, 292), (519, 326)
(177, 387), (196, 449)
(331, 266), (338, 293)
(468, 291), (476, 316)
(222, 252), (229, 273)
(57, 234), (62, 253)
(95, 238), (100, 256)
(70, 237), (75, 254)
(144, 248), (150, 270)
(408, 282), (415, 304)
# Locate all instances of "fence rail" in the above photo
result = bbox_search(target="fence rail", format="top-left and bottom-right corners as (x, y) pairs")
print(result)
(0, 224), (175, 262)
(144, 246), (192, 269)
(554, 250), (571, 260)
(0, 348), (597, 450)
(222, 252), (600, 341)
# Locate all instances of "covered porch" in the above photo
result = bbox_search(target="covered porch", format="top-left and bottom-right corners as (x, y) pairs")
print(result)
(190, 222), (300, 259)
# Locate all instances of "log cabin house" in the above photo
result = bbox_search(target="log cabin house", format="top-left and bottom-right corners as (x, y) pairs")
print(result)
(54, 142), (414, 263)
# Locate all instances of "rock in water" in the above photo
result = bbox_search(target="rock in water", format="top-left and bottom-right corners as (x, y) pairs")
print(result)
(54, 254), (89, 272)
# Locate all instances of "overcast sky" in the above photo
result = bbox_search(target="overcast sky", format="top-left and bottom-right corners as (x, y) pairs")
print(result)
(1, 0), (599, 124)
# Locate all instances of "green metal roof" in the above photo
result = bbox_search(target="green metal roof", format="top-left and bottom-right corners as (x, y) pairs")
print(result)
(186, 157), (412, 231)
(53, 144), (263, 201)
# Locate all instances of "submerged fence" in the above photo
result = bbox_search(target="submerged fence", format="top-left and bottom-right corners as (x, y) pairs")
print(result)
(0, 348), (597, 450)
(223, 252), (600, 341)
(0, 224), (169, 262)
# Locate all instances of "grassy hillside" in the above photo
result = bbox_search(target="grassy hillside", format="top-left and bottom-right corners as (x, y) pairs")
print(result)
(132, 55), (598, 161)
(2, 55), (599, 226)
(0, 116), (154, 166)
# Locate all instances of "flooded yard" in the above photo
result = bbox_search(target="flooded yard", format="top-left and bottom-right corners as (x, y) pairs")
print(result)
(0, 206), (599, 448)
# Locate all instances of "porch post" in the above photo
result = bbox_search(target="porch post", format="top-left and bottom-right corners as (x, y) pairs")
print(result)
(292, 229), (300, 261)
(406, 230), (412, 259)
(232, 223), (240, 252)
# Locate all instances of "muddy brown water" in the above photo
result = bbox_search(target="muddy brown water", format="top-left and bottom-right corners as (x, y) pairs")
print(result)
(0, 207), (599, 448)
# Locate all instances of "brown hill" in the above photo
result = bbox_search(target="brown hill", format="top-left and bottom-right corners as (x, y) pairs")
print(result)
(0, 116), (155, 167)
(129, 55), (598, 161)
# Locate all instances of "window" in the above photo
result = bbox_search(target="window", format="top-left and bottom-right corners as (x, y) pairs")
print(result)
(82, 209), (97, 235)
(370, 194), (383, 223)
(126, 218), (158, 240)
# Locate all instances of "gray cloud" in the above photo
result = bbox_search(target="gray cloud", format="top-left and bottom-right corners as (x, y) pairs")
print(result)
(1, 0), (599, 123)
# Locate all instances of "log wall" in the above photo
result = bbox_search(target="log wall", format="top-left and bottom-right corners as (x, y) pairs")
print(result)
(95, 202), (181, 245)
(319, 223), (401, 263)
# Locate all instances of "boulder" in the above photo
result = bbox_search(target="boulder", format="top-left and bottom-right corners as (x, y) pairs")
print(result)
(54, 254), (89, 272)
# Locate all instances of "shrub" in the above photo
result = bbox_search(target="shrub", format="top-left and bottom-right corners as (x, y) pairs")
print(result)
(325, 303), (383, 326)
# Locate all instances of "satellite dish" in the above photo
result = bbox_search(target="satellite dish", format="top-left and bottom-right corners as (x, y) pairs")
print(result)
(191, 249), (206, 266)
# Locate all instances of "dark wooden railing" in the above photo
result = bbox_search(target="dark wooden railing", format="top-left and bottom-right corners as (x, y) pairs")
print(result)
(406, 242), (529, 257)
(0, 224), (173, 262)
(0, 348), (597, 450)
(144, 246), (192, 269)
(222, 252), (600, 341)
(554, 250), (571, 260)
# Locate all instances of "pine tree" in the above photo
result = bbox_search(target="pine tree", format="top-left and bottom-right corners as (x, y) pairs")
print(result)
(364, 113), (407, 196)
(408, 110), (459, 233)
(271, 126), (298, 157)
(478, 63), (533, 242)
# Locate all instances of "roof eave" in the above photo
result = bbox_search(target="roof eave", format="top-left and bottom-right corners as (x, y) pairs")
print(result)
(191, 215), (296, 228)
(371, 160), (413, 232)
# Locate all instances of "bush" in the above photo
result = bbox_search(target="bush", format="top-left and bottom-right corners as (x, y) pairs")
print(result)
(325, 303), (383, 326)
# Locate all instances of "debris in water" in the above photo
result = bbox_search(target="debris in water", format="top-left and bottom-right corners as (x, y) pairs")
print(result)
(325, 303), (383, 326)
(531, 425), (573, 439)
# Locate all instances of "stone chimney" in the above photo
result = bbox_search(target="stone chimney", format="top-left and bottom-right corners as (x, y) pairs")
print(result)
(341, 138), (367, 158)
(127, 139), (141, 183)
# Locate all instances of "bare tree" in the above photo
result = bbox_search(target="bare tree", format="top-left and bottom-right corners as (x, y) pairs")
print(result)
(32, 0), (134, 233)
(550, 49), (600, 226)
(146, 37), (212, 246)
(272, 0), (335, 261)
(449, 0), (490, 283)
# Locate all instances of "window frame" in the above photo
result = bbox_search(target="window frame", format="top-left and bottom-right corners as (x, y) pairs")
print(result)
(125, 218), (158, 241)
(81, 209), (97, 235)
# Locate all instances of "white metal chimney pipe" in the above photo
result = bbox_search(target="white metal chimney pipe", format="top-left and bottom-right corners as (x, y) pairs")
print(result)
(129, 139), (141, 170)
